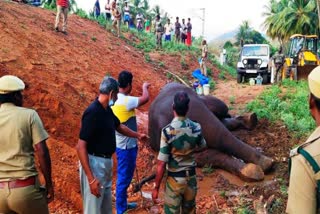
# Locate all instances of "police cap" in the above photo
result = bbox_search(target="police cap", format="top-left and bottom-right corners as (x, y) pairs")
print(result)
(0, 75), (25, 94)
(308, 66), (320, 98)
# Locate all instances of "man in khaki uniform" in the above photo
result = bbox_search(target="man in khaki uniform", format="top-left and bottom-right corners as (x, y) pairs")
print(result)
(0, 75), (53, 214)
(200, 39), (208, 76)
(111, 1), (121, 37)
(287, 66), (320, 213)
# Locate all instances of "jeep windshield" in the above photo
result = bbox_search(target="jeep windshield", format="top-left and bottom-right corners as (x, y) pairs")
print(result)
(241, 46), (268, 57)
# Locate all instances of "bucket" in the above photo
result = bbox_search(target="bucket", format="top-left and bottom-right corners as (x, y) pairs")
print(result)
(196, 85), (203, 95)
(203, 84), (210, 95)
(249, 78), (255, 86)
(193, 81), (199, 91)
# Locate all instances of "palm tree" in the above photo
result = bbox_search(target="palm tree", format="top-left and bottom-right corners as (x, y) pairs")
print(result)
(263, 0), (318, 44)
(262, 0), (289, 44)
(236, 21), (252, 46)
(317, 0), (320, 29)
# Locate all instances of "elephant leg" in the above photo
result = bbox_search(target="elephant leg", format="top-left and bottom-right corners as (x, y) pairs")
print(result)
(195, 149), (264, 181)
(221, 113), (258, 131)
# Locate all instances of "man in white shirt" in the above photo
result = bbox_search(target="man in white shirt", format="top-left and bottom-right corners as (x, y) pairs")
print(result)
(180, 18), (187, 44)
(164, 18), (173, 42)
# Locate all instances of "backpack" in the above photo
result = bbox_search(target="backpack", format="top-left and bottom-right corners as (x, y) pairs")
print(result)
(289, 144), (320, 212)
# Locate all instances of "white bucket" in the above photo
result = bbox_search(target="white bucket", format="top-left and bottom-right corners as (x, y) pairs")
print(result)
(249, 78), (255, 86)
(203, 84), (210, 95)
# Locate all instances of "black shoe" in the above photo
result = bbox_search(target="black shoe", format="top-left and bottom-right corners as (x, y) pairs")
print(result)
(54, 27), (59, 32)
(62, 31), (68, 35)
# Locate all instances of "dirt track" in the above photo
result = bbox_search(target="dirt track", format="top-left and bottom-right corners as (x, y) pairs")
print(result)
(0, 1), (299, 213)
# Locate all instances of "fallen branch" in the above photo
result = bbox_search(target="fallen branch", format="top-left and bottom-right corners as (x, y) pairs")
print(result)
(166, 71), (190, 87)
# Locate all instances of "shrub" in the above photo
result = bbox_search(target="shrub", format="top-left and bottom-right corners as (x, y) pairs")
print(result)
(246, 80), (315, 138)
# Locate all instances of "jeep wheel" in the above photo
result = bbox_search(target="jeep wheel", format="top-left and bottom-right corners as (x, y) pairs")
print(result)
(237, 74), (242, 83)
(262, 74), (268, 84)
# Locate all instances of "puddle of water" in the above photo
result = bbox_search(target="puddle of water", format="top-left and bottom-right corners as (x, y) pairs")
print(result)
(197, 169), (276, 197)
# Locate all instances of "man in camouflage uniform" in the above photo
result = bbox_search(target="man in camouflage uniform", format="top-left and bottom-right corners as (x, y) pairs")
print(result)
(286, 66), (320, 213)
(152, 91), (207, 214)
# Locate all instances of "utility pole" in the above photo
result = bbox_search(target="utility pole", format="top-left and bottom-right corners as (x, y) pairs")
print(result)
(199, 8), (205, 38)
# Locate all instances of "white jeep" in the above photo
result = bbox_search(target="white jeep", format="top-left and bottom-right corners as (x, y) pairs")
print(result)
(237, 44), (271, 84)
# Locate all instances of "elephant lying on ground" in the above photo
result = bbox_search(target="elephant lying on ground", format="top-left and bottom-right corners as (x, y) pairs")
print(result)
(135, 83), (274, 191)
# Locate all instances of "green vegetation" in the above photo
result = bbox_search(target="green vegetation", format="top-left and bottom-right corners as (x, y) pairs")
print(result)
(209, 79), (216, 90)
(246, 79), (315, 138)
(236, 207), (254, 214)
(144, 53), (151, 62)
(229, 95), (236, 104)
(158, 61), (165, 67)
(166, 72), (173, 79)
(202, 164), (214, 174)
(263, 0), (319, 44)
(91, 36), (97, 42)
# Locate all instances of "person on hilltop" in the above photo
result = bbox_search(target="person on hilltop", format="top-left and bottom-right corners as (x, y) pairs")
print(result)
(0, 75), (54, 214)
(164, 18), (173, 42)
(200, 39), (208, 76)
(174, 16), (181, 43)
(123, 1), (131, 28)
(136, 12), (144, 31)
(111, 71), (151, 214)
(105, 0), (111, 21)
(111, 1), (121, 37)
(93, 0), (101, 18)
(145, 18), (151, 32)
(286, 67), (320, 213)
(180, 18), (187, 44)
(152, 91), (207, 213)
(186, 18), (192, 47)
(154, 14), (164, 50)
(76, 76), (146, 214)
(54, 0), (69, 35)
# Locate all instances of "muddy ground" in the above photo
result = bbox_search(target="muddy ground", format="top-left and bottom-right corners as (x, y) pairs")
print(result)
(0, 1), (300, 213)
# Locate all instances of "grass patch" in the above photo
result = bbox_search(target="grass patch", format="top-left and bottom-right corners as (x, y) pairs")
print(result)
(159, 61), (165, 67)
(246, 79), (315, 138)
(202, 164), (215, 174)
(229, 95), (236, 104)
(91, 36), (97, 42)
(166, 72), (173, 79)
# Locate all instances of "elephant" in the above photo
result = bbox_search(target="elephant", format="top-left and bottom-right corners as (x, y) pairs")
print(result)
(149, 82), (273, 177)
(133, 83), (274, 192)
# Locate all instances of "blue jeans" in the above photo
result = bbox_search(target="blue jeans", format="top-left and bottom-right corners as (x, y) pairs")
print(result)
(116, 147), (138, 214)
(80, 155), (113, 214)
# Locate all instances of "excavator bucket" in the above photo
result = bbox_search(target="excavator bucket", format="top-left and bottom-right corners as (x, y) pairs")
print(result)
(297, 65), (318, 80)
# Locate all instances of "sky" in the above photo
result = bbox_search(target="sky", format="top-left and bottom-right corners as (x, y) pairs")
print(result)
(76, 0), (270, 40)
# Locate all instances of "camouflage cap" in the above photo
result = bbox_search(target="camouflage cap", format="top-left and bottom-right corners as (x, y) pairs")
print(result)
(0, 75), (25, 94)
(308, 66), (320, 98)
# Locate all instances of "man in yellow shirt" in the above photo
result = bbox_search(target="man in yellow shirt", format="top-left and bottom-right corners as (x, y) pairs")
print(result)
(0, 75), (53, 214)
(287, 66), (320, 213)
(112, 71), (150, 213)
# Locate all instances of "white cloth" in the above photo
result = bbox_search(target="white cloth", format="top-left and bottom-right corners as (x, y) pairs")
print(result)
(164, 23), (173, 36)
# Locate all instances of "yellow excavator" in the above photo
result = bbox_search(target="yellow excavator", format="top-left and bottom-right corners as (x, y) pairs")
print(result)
(276, 34), (320, 81)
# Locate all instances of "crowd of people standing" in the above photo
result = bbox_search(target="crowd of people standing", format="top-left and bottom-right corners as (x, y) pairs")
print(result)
(90, 0), (193, 48)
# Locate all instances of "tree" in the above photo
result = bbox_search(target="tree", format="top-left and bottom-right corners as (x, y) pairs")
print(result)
(317, 0), (320, 30)
(263, 0), (319, 44)
(236, 21), (252, 46)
